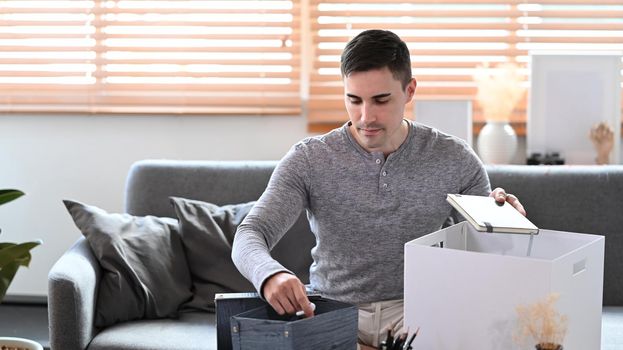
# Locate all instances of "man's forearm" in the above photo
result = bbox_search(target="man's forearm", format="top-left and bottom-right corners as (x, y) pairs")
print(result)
(231, 226), (292, 296)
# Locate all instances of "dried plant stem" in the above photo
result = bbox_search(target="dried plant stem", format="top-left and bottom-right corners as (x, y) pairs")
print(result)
(515, 293), (568, 347)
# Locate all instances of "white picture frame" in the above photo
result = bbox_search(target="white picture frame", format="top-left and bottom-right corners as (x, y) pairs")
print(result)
(527, 52), (622, 164)
(414, 99), (473, 147)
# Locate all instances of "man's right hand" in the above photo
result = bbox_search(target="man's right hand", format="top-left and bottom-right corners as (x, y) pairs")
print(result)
(262, 272), (314, 318)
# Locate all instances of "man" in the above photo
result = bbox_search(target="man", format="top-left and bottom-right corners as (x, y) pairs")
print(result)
(232, 29), (525, 349)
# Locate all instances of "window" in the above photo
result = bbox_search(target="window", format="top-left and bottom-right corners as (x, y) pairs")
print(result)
(0, 0), (621, 124)
(309, 0), (623, 132)
(0, 0), (301, 115)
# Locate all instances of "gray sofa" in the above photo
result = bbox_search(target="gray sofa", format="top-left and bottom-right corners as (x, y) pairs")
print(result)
(48, 160), (623, 350)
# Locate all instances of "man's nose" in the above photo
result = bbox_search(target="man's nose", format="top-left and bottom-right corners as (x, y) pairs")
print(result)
(361, 103), (375, 124)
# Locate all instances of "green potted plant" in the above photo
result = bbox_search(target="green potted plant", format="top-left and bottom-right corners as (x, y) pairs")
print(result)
(0, 189), (43, 350)
(0, 189), (41, 302)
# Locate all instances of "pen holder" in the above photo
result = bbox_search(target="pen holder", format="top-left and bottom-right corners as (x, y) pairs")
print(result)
(230, 297), (358, 350)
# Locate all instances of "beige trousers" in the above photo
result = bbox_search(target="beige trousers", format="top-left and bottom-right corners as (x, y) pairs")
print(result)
(357, 299), (404, 348)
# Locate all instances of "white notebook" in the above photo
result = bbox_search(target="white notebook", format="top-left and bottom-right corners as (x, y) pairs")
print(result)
(446, 194), (539, 234)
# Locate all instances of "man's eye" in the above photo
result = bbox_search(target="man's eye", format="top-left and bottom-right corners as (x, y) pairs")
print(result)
(349, 99), (362, 105)
(375, 100), (389, 104)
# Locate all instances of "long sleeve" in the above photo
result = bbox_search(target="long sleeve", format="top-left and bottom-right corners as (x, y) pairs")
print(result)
(459, 139), (491, 196)
(232, 143), (311, 296)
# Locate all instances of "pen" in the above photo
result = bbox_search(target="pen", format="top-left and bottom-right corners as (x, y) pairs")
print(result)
(378, 329), (392, 350)
(391, 333), (403, 350)
(402, 326), (419, 350)
(295, 302), (316, 317)
(394, 328), (408, 350)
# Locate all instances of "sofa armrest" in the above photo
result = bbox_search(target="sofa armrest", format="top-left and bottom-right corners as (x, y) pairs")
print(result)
(48, 237), (101, 350)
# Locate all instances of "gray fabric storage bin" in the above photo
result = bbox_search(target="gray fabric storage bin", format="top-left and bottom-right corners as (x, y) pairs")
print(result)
(230, 297), (357, 350)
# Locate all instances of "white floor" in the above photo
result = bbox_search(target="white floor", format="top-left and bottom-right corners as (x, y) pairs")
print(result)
(602, 306), (623, 350)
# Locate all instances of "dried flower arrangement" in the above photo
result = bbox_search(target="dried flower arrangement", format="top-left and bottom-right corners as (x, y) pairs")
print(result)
(515, 293), (568, 350)
(473, 63), (525, 122)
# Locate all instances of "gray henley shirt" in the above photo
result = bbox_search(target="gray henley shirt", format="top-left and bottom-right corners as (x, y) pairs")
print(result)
(232, 120), (491, 305)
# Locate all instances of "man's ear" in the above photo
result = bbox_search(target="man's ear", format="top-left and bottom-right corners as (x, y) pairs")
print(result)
(405, 77), (417, 102)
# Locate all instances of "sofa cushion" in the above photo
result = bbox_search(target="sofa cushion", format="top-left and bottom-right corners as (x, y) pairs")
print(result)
(87, 311), (216, 350)
(63, 200), (193, 327)
(170, 197), (255, 311)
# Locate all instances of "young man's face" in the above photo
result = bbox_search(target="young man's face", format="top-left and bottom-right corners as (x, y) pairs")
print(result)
(344, 67), (416, 156)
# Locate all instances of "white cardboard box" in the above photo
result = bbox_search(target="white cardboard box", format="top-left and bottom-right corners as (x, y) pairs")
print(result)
(404, 221), (604, 350)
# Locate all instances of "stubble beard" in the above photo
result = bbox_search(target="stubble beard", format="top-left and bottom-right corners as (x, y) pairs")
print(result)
(356, 124), (385, 150)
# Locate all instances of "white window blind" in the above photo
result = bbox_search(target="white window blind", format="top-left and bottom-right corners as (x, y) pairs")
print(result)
(0, 0), (301, 115)
(309, 0), (623, 132)
(0, 1), (621, 122)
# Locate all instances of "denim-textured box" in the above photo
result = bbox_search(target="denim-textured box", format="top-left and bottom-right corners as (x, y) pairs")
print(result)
(216, 292), (268, 350)
(230, 297), (357, 350)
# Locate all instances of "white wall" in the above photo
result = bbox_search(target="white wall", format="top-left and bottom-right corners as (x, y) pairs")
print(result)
(0, 114), (311, 298)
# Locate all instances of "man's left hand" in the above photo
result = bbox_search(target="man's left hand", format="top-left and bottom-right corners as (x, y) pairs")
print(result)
(490, 187), (526, 216)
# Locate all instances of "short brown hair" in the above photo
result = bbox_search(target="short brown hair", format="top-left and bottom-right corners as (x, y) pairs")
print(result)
(340, 29), (412, 88)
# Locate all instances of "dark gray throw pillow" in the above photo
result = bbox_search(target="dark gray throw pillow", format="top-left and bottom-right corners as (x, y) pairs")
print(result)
(170, 197), (255, 311)
(63, 200), (193, 327)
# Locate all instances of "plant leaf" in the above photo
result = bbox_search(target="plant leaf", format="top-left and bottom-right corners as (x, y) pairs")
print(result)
(0, 189), (25, 206)
(0, 241), (41, 268)
(0, 261), (20, 302)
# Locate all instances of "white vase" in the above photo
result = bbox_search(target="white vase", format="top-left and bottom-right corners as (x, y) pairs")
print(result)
(477, 121), (517, 164)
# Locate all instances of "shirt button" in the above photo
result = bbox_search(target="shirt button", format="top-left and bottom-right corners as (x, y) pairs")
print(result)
(382, 171), (387, 176)
(382, 183), (388, 188)
(375, 159), (381, 164)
